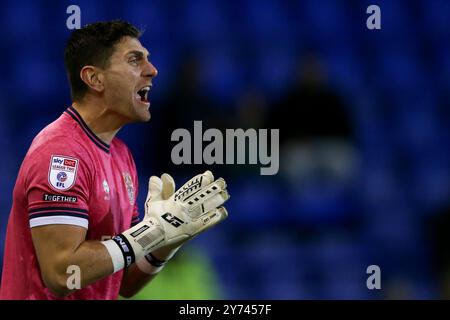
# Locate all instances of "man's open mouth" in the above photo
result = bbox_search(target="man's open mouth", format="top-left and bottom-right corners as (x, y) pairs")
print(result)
(137, 86), (151, 103)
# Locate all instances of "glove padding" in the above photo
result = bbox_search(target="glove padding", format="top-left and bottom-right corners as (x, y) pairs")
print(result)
(122, 171), (229, 261)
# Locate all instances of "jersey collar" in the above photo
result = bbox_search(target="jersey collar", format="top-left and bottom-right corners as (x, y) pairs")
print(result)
(65, 106), (110, 154)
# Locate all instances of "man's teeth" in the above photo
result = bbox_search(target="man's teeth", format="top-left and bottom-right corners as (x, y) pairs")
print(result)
(137, 86), (150, 101)
(139, 86), (150, 93)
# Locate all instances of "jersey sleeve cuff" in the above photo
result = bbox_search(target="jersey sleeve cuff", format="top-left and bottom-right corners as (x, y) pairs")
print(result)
(28, 206), (89, 229)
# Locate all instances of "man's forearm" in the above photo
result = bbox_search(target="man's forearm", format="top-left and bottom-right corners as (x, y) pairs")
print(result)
(31, 223), (119, 298)
(38, 239), (114, 297)
(47, 239), (167, 299)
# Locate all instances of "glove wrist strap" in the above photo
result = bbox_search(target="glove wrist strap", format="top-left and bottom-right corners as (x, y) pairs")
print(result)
(102, 219), (165, 273)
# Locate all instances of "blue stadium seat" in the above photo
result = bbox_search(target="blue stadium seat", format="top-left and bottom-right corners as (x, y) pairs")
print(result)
(121, 0), (170, 47)
(241, 0), (292, 46)
(323, 49), (367, 94)
(387, 96), (438, 149)
(1, 0), (45, 44)
(198, 48), (244, 103)
(239, 234), (304, 299)
(409, 156), (450, 211)
(299, 0), (353, 47)
(225, 180), (288, 227)
(289, 182), (358, 226)
(13, 55), (60, 102)
(360, 158), (400, 207)
(178, 0), (228, 46)
(421, 0), (450, 42)
(373, 51), (426, 95)
(364, 205), (422, 258)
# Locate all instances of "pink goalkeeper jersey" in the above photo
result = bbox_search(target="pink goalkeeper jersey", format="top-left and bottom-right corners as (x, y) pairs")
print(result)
(0, 106), (141, 300)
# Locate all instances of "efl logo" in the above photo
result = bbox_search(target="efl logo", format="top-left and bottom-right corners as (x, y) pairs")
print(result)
(48, 155), (79, 191)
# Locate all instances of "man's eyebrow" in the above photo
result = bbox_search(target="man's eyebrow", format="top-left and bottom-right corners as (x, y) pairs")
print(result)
(126, 50), (150, 59)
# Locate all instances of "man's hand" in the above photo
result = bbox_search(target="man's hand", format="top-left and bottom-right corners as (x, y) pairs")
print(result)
(146, 170), (229, 250)
(118, 171), (229, 296)
(118, 171), (229, 264)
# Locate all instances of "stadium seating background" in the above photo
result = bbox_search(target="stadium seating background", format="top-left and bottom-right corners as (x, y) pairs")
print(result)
(0, 0), (449, 299)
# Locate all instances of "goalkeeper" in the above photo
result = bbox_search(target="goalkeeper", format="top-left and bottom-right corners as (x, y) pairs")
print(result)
(0, 20), (229, 300)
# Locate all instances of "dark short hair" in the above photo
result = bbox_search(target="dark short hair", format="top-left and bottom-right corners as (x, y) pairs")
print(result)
(64, 20), (142, 101)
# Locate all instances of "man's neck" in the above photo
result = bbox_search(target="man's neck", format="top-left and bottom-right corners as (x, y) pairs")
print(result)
(71, 99), (123, 145)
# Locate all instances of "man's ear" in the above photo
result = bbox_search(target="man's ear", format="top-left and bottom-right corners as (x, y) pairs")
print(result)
(79, 66), (104, 93)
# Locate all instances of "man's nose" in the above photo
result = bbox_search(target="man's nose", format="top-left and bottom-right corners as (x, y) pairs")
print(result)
(143, 61), (158, 78)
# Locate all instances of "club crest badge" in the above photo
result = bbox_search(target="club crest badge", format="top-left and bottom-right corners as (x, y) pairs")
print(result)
(103, 179), (110, 200)
(48, 155), (79, 191)
(103, 180), (110, 194)
(123, 172), (135, 205)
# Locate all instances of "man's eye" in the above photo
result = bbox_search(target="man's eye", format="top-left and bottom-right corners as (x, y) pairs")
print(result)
(129, 58), (138, 65)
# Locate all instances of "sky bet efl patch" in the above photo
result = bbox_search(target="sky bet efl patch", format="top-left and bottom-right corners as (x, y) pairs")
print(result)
(48, 155), (79, 191)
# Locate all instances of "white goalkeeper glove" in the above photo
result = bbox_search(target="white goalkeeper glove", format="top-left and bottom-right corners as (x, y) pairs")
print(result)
(102, 171), (229, 272)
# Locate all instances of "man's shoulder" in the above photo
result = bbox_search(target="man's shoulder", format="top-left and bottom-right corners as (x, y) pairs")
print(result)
(27, 114), (91, 162)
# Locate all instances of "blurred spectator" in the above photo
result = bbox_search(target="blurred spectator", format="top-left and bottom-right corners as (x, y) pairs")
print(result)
(267, 53), (361, 227)
(268, 53), (357, 183)
(224, 89), (271, 177)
